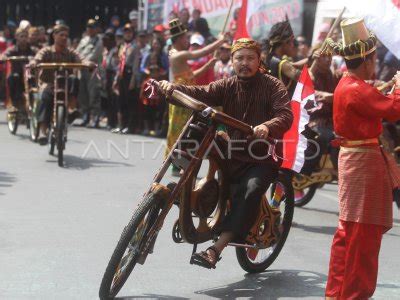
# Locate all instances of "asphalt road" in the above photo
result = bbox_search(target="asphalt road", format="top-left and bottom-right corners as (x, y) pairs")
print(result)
(0, 108), (399, 300)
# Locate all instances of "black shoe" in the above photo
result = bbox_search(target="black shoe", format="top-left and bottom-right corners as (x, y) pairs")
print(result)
(67, 110), (81, 124)
(38, 136), (48, 146)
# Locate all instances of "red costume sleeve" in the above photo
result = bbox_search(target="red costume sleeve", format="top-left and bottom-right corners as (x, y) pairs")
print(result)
(348, 83), (400, 122)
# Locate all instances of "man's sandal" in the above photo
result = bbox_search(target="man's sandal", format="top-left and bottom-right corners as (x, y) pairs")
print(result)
(190, 246), (221, 269)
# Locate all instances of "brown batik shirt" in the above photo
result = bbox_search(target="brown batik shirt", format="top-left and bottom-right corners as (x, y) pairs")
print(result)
(31, 45), (82, 90)
(174, 71), (293, 169)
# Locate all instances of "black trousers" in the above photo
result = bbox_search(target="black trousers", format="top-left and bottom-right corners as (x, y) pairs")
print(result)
(104, 70), (117, 128)
(219, 163), (279, 241)
(7, 73), (24, 107)
(37, 76), (79, 126)
(38, 89), (53, 125)
(117, 69), (139, 130)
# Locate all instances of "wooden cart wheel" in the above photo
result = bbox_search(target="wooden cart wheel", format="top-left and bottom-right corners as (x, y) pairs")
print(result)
(178, 154), (230, 244)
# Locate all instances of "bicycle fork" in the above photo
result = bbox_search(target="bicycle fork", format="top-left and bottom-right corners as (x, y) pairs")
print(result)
(53, 69), (68, 146)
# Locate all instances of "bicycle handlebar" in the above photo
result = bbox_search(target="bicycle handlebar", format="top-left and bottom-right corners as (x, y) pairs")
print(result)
(0, 56), (31, 63)
(34, 63), (97, 70)
(210, 110), (254, 136)
(149, 79), (254, 136)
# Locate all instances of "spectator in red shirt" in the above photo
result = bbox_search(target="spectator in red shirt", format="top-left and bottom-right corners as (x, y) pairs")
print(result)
(188, 33), (215, 85)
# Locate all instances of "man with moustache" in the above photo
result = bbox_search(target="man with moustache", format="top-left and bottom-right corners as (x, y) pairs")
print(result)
(29, 24), (93, 145)
(214, 42), (234, 80)
(159, 38), (293, 269)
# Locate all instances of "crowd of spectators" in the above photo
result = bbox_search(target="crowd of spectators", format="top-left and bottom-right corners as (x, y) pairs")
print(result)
(0, 8), (398, 138)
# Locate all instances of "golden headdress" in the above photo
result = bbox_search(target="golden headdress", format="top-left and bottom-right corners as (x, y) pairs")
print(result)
(231, 38), (261, 56)
(325, 18), (377, 60)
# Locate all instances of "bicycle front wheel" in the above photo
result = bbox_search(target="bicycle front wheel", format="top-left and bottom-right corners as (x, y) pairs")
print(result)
(56, 106), (65, 167)
(99, 189), (167, 299)
(48, 127), (55, 155)
(29, 94), (40, 142)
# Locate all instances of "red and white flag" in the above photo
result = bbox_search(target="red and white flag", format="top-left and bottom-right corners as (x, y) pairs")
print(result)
(281, 66), (316, 173)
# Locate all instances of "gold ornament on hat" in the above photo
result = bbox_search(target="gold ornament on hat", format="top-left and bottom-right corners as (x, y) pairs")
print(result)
(325, 18), (377, 60)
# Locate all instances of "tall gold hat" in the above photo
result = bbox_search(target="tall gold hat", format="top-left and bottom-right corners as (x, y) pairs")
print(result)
(340, 18), (377, 59)
(168, 18), (187, 39)
(326, 18), (377, 60)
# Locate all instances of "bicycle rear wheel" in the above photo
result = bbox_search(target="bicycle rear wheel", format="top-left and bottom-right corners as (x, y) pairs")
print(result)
(294, 184), (318, 207)
(236, 172), (294, 273)
(99, 188), (167, 299)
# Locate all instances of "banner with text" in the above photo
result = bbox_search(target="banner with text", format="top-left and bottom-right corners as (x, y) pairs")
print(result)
(160, 0), (303, 41)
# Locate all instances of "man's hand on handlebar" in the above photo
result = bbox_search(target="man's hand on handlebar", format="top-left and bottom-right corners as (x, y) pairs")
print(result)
(159, 80), (175, 97)
(252, 124), (269, 140)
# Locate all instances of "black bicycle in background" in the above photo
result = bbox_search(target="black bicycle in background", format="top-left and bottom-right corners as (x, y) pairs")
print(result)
(1, 56), (32, 136)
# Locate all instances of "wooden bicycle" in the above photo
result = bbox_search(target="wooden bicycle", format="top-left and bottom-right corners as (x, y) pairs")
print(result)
(99, 80), (294, 299)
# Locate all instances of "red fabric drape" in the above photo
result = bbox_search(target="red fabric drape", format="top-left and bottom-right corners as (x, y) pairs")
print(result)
(233, 0), (250, 41)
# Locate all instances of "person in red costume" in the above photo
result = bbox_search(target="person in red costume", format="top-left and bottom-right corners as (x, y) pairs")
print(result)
(324, 18), (400, 299)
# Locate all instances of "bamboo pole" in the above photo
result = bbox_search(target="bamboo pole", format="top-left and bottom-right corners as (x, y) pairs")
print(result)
(320, 7), (346, 54)
(213, 0), (235, 59)
(221, 0), (235, 34)
(310, 7), (346, 72)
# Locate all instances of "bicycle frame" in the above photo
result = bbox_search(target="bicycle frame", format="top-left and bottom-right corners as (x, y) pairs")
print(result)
(33, 63), (96, 165)
(52, 68), (69, 142)
(98, 81), (295, 299)
(138, 113), (218, 258)
(136, 80), (282, 261)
